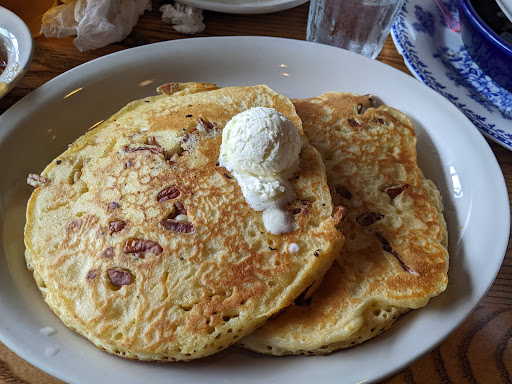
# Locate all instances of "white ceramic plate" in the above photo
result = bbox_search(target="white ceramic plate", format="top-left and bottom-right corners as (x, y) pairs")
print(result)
(0, 36), (509, 384)
(391, 0), (512, 150)
(496, 0), (512, 22)
(0, 6), (33, 99)
(177, 0), (308, 14)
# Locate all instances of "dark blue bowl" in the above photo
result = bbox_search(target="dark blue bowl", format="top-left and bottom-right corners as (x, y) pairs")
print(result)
(459, 0), (512, 93)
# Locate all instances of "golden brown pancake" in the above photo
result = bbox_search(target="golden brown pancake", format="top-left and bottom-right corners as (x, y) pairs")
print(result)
(239, 92), (449, 355)
(24, 84), (344, 361)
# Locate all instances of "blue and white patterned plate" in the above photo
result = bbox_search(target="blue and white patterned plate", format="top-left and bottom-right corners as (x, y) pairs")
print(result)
(391, 0), (512, 150)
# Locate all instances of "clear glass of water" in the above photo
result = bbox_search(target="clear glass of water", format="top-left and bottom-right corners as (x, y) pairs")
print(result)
(306, 0), (406, 59)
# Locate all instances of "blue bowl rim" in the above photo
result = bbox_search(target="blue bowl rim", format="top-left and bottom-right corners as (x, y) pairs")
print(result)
(459, 0), (512, 56)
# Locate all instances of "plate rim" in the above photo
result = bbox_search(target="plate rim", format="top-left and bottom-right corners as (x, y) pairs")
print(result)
(176, 0), (309, 14)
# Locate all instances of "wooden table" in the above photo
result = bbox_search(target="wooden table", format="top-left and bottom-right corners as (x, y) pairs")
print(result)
(0, 3), (510, 383)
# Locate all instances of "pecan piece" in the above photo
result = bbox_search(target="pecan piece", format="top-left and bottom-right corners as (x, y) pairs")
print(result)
(147, 137), (167, 157)
(123, 145), (166, 157)
(109, 220), (126, 233)
(108, 269), (134, 287)
(156, 82), (180, 95)
(335, 184), (352, 200)
(27, 174), (49, 188)
(332, 205), (347, 224)
(385, 184), (409, 200)
(198, 118), (216, 132)
(123, 239), (163, 255)
(147, 136), (161, 147)
(356, 212), (383, 226)
(165, 201), (188, 220)
(161, 219), (195, 233)
(174, 201), (187, 215)
(157, 186), (180, 202)
(347, 118), (361, 128)
(376, 233), (418, 275)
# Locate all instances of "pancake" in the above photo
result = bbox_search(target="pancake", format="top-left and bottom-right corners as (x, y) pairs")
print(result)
(239, 92), (449, 355)
(24, 84), (344, 361)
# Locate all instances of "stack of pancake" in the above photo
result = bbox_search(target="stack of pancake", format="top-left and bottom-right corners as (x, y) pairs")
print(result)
(24, 83), (448, 361)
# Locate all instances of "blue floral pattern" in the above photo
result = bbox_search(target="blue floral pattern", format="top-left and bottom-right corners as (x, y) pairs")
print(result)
(392, 0), (512, 148)
(434, 47), (512, 119)
(413, 6), (436, 36)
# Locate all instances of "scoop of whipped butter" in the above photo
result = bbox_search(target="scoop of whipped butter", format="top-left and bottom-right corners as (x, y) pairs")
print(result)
(219, 107), (303, 235)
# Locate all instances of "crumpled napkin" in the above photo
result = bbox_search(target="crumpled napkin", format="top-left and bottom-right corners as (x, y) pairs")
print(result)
(160, 2), (205, 34)
(41, 0), (151, 51)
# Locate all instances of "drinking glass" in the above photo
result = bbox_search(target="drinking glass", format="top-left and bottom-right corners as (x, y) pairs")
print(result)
(307, 0), (406, 59)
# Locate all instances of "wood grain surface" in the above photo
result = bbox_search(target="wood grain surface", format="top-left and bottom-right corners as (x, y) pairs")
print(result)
(0, 2), (510, 383)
